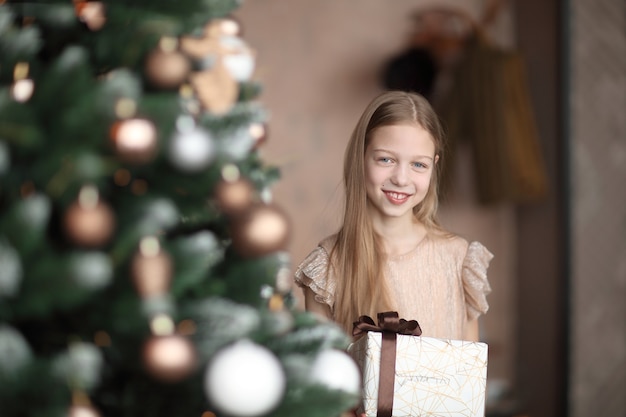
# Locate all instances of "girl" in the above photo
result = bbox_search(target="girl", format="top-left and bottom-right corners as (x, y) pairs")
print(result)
(294, 90), (492, 342)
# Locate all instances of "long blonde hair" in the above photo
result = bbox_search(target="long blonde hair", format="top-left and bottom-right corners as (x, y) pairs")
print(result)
(330, 90), (446, 333)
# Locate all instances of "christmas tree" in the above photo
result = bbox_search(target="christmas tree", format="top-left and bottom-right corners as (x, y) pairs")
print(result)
(0, 1), (361, 416)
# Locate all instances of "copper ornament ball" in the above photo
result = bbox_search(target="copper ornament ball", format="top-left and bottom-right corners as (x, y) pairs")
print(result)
(145, 49), (191, 89)
(216, 17), (242, 36)
(68, 404), (101, 417)
(214, 178), (255, 216)
(75, 1), (106, 31)
(249, 123), (268, 150)
(11, 79), (34, 102)
(143, 335), (197, 383)
(110, 118), (158, 164)
(64, 199), (115, 248)
(131, 238), (172, 298)
(230, 204), (290, 258)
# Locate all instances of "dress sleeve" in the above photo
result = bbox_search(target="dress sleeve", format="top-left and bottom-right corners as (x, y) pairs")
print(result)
(294, 245), (335, 310)
(462, 241), (494, 321)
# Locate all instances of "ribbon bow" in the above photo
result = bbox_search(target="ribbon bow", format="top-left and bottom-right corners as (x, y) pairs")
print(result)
(352, 311), (422, 338)
(352, 312), (422, 417)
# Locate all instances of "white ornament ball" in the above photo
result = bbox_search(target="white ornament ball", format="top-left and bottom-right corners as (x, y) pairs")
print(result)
(220, 35), (255, 82)
(310, 349), (361, 395)
(138, 198), (180, 233)
(168, 127), (216, 173)
(0, 141), (10, 174)
(0, 240), (22, 297)
(218, 127), (254, 161)
(204, 340), (285, 417)
(0, 325), (32, 375)
(69, 252), (113, 290)
(53, 342), (103, 391)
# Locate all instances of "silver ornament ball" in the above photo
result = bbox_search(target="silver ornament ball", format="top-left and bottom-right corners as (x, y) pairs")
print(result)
(169, 127), (216, 173)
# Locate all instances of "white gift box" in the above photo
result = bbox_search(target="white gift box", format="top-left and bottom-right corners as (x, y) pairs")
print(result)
(348, 331), (488, 417)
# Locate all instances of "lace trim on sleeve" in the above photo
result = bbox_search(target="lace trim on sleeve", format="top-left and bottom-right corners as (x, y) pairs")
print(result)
(294, 245), (335, 310)
(462, 241), (494, 321)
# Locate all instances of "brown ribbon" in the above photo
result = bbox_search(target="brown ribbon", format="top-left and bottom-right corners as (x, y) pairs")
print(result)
(352, 312), (422, 417)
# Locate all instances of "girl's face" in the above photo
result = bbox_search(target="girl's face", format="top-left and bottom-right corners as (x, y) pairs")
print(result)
(364, 123), (437, 223)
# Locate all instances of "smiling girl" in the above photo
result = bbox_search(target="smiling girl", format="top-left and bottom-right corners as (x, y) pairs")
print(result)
(294, 90), (492, 342)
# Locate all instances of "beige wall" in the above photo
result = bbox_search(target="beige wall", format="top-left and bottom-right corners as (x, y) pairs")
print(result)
(569, 0), (626, 415)
(236, 0), (517, 391)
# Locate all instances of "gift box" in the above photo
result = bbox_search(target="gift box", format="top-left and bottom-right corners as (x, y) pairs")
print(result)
(348, 312), (488, 417)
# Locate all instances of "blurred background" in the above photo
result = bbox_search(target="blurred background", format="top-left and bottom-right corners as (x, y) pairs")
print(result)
(234, 1), (625, 417)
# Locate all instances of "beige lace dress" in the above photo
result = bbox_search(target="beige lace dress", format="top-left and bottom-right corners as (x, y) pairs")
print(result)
(294, 233), (493, 340)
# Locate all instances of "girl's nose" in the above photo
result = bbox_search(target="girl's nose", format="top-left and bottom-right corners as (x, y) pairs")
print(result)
(389, 165), (409, 186)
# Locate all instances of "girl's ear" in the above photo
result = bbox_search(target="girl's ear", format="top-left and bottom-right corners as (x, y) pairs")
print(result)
(434, 154), (440, 164)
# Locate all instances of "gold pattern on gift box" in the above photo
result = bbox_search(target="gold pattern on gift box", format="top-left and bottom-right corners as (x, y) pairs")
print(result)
(349, 332), (488, 417)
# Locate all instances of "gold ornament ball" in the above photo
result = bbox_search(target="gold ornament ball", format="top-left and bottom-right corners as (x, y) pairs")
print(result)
(268, 294), (284, 312)
(231, 204), (290, 258)
(110, 118), (158, 164)
(64, 199), (115, 248)
(145, 49), (191, 89)
(143, 335), (197, 383)
(214, 178), (255, 216)
(131, 237), (172, 298)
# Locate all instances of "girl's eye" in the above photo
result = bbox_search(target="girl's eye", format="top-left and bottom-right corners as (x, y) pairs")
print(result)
(378, 157), (392, 163)
(412, 162), (427, 169)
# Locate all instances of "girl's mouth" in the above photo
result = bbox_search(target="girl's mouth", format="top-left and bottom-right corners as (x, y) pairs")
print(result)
(384, 191), (411, 205)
